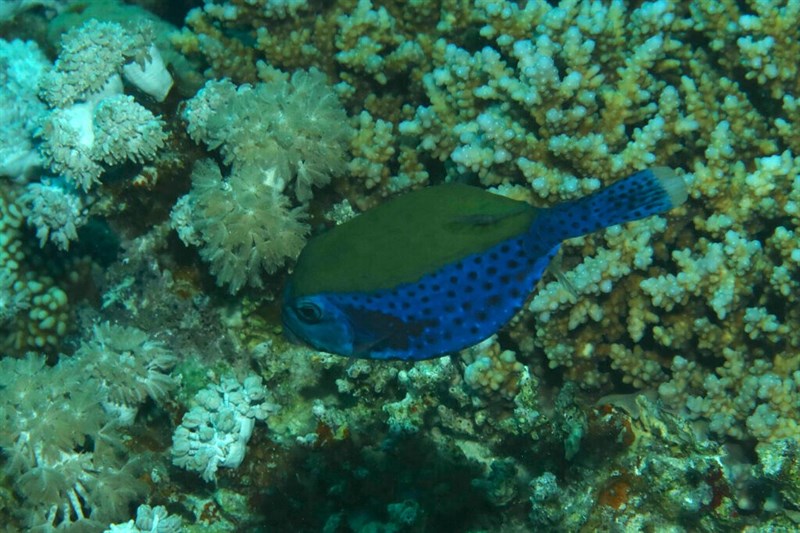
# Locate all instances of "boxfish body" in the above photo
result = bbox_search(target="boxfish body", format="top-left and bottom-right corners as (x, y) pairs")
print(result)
(282, 168), (687, 360)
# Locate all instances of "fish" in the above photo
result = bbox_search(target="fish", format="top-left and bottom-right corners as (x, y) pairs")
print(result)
(282, 167), (687, 360)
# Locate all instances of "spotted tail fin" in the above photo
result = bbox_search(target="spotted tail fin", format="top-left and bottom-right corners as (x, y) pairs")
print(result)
(536, 167), (687, 242)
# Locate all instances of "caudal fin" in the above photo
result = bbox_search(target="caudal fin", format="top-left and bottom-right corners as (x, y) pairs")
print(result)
(538, 167), (688, 242)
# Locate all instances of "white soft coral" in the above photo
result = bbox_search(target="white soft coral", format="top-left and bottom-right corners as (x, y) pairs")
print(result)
(171, 375), (279, 481)
(0, 353), (105, 474)
(76, 322), (179, 425)
(182, 68), (352, 202)
(0, 353), (147, 529)
(171, 159), (309, 293)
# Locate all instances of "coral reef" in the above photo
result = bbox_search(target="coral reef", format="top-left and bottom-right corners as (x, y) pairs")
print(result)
(1, 0), (800, 531)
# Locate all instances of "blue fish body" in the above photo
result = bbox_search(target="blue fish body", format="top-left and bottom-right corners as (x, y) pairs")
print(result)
(282, 167), (687, 360)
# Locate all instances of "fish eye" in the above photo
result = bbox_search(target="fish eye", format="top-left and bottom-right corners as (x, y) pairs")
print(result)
(295, 302), (323, 323)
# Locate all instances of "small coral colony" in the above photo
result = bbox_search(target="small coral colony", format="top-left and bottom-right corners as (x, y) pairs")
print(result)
(1, 0), (800, 531)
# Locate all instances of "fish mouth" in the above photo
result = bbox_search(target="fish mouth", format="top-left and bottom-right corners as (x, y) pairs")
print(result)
(281, 311), (302, 345)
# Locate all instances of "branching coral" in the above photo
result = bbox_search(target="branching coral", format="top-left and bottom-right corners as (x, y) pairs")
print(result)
(4, 0), (800, 529)
(179, 3), (800, 452)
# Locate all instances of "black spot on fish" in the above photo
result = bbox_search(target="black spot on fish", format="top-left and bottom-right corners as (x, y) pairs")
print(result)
(500, 275), (510, 284)
(465, 285), (474, 294)
(449, 276), (458, 284)
(446, 290), (456, 298)
(421, 295), (430, 303)
(482, 281), (493, 291)
(468, 271), (478, 280)
(476, 311), (487, 321)
(510, 288), (522, 298)
(489, 251), (499, 261)
(500, 243), (510, 253)
(507, 259), (519, 269)
(432, 284), (441, 292)
(444, 303), (455, 313)
(463, 302), (473, 311)
(488, 295), (501, 306)
(470, 325), (480, 334)
(402, 301), (410, 310)
(408, 290), (417, 297)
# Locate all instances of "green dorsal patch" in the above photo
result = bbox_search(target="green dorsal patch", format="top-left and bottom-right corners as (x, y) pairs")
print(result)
(291, 184), (538, 296)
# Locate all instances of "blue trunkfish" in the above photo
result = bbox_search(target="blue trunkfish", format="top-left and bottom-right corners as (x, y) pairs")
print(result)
(282, 167), (687, 360)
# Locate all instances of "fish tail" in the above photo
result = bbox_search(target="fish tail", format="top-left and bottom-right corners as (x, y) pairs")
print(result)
(539, 167), (687, 241)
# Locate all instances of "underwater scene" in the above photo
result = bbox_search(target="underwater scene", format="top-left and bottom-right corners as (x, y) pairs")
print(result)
(1, 0), (799, 531)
